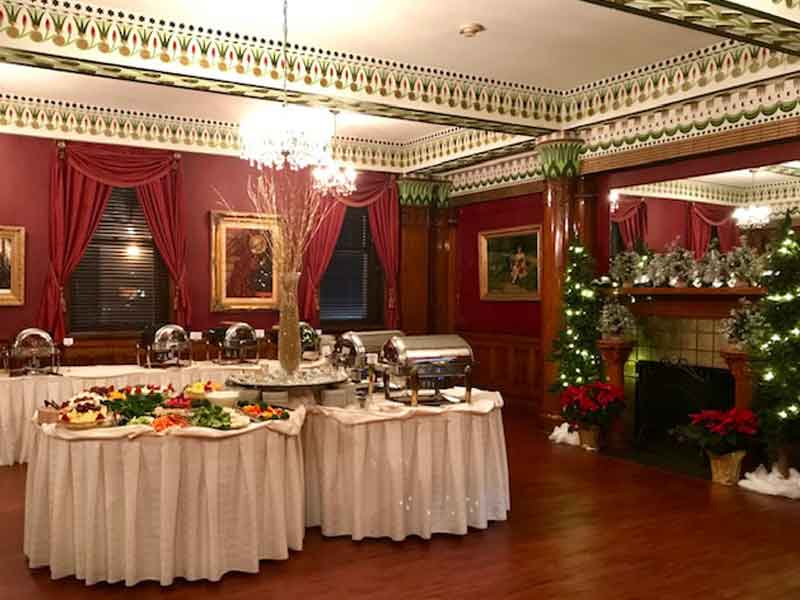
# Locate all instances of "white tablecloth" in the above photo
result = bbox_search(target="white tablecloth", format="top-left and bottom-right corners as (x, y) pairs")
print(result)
(0, 362), (267, 466)
(303, 389), (510, 541)
(24, 409), (306, 586)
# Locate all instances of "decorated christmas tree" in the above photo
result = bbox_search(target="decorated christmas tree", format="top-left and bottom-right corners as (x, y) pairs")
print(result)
(550, 241), (603, 391)
(752, 213), (800, 453)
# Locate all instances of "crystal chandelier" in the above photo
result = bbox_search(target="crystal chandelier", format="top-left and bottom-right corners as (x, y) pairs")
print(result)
(238, 0), (356, 195)
(733, 205), (771, 229)
(733, 169), (770, 230)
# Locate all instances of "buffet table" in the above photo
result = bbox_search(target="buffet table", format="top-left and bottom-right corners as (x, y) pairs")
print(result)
(24, 408), (306, 586)
(0, 362), (267, 466)
(303, 388), (510, 541)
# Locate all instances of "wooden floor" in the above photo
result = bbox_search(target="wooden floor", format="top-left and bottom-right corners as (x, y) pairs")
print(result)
(1, 408), (799, 600)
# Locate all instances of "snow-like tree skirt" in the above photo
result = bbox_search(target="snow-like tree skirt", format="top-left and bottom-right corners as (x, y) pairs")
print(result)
(549, 423), (580, 446)
(739, 466), (800, 500)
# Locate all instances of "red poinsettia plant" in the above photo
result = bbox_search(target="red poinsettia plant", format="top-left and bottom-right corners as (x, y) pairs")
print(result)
(560, 382), (626, 431)
(671, 408), (759, 455)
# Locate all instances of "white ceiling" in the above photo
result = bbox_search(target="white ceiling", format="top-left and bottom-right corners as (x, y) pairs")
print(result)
(89, 0), (720, 89)
(0, 63), (447, 143)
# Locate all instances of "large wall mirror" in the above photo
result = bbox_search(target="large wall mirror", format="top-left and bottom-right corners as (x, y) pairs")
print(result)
(608, 161), (800, 276)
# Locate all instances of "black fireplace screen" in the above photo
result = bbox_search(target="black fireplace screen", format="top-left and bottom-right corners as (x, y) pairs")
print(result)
(634, 360), (735, 445)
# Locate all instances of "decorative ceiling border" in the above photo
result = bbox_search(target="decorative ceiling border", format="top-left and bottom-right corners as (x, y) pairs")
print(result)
(0, 0), (560, 133)
(0, 92), (533, 173)
(578, 1), (800, 57)
(578, 73), (800, 160)
(617, 178), (800, 213)
(4, 2), (800, 132)
(445, 151), (542, 197)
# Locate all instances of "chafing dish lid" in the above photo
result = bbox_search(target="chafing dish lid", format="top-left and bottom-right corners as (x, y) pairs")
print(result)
(338, 330), (405, 356)
(152, 324), (189, 351)
(223, 322), (257, 347)
(382, 334), (473, 364)
(12, 328), (56, 358)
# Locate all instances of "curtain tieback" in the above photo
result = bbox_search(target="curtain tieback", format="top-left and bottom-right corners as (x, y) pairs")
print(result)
(387, 286), (397, 310)
(314, 288), (321, 312)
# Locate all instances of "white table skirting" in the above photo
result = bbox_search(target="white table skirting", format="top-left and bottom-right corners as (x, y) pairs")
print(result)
(303, 390), (510, 541)
(24, 418), (305, 586)
(0, 362), (266, 466)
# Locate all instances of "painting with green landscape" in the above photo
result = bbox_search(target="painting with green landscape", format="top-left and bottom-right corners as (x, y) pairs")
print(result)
(479, 225), (540, 301)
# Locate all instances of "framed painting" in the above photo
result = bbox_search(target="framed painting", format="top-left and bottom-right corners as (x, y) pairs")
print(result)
(478, 224), (541, 301)
(210, 211), (282, 311)
(0, 226), (25, 306)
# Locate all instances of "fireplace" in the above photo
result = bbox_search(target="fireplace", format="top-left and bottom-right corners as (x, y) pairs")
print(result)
(634, 360), (734, 445)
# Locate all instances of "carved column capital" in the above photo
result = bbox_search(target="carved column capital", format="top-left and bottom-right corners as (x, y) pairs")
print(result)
(535, 132), (584, 180)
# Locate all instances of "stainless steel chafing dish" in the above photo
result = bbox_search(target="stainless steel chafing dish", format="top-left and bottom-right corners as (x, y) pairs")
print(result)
(333, 330), (404, 382)
(3, 328), (61, 376)
(381, 334), (473, 405)
(207, 322), (259, 364)
(136, 324), (192, 368)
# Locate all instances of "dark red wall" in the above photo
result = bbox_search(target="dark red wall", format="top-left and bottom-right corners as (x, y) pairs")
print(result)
(0, 133), (280, 339)
(0, 134), (51, 339)
(456, 193), (544, 337)
(181, 152), (279, 332)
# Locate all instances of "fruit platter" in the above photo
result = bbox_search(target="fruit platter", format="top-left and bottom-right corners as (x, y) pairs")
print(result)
(240, 402), (291, 422)
(45, 381), (275, 434)
(57, 392), (113, 429)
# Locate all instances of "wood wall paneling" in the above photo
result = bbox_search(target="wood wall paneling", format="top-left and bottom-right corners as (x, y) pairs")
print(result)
(459, 331), (541, 407)
(430, 207), (458, 333)
(399, 206), (431, 334)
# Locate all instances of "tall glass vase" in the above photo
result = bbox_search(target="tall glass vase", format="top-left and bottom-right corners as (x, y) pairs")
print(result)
(278, 271), (302, 375)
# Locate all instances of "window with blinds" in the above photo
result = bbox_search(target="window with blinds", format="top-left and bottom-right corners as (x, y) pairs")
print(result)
(68, 188), (171, 333)
(319, 207), (384, 325)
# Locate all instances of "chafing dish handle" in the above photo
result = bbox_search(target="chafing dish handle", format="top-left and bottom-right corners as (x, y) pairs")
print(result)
(410, 368), (419, 407)
(464, 364), (472, 404)
(383, 371), (392, 401)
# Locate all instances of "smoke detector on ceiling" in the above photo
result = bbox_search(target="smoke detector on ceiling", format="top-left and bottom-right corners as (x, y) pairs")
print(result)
(459, 23), (486, 38)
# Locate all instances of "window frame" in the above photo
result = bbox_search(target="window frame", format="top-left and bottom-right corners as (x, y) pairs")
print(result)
(66, 188), (173, 337)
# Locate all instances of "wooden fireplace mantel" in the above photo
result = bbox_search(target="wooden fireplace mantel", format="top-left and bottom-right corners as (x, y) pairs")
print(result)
(619, 287), (766, 320)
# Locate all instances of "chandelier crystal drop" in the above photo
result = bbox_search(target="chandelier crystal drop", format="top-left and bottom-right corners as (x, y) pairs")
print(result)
(733, 205), (771, 229)
(313, 154), (358, 196)
(239, 104), (335, 171)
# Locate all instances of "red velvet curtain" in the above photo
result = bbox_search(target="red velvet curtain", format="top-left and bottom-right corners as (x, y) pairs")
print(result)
(299, 172), (399, 327)
(38, 142), (189, 341)
(298, 200), (347, 326)
(689, 203), (740, 259)
(610, 197), (647, 250)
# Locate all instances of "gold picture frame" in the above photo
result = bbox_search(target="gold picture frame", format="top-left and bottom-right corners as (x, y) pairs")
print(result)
(210, 211), (282, 312)
(479, 224), (541, 301)
(0, 226), (25, 306)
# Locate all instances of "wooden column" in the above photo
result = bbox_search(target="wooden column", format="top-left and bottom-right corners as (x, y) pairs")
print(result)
(399, 205), (431, 334)
(720, 349), (754, 409)
(537, 134), (587, 418)
(430, 206), (458, 334)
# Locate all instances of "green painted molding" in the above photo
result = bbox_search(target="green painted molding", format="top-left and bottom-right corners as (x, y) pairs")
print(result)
(397, 179), (451, 207)
(536, 136), (584, 179)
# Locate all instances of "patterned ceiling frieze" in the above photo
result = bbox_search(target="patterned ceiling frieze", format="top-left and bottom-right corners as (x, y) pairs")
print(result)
(0, 0), (561, 134)
(397, 179), (451, 207)
(618, 179), (800, 213)
(579, 1), (800, 56)
(0, 93), (536, 173)
(578, 73), (800, 159)
(444, 151), (543, 197)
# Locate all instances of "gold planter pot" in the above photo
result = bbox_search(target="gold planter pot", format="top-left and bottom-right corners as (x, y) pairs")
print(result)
(707, 450), (746, 486)
(578, 427), (603, 452)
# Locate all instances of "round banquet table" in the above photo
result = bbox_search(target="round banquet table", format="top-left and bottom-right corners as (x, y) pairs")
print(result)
(24, 409), (306, 586)
(303, 388), (510, 541)
(0, 361), (273, 466)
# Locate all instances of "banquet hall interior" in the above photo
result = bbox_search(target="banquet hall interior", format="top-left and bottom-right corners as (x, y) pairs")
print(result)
(3, 0), (800, 598)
